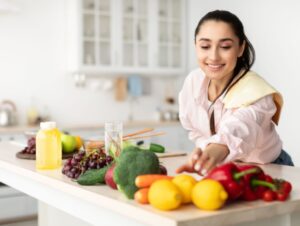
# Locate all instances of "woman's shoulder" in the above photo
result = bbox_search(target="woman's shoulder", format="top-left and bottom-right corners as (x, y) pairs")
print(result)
(180, 68), (207, 100)
(184, 68), (206, 85)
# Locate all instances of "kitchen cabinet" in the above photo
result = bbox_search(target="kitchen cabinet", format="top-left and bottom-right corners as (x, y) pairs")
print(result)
(67, 0), (186, 76)
(0, 132), (26, 143)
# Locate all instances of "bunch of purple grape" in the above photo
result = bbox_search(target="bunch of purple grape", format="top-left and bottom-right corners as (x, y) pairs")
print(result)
(21, 137), (36, 154)
(62, 150), (114, 179)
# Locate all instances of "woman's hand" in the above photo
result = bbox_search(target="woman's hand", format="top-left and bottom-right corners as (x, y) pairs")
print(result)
(176, 144), (229, 176)
(194, 143), (229, 175)
(176, 147), (202, 173)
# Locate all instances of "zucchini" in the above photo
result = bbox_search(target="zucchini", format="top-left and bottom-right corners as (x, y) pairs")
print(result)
(149, 143), (165, 153)
(77, 165), (109, 185)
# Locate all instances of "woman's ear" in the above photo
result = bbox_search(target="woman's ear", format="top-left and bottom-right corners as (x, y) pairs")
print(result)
(238, 40), (246, 57)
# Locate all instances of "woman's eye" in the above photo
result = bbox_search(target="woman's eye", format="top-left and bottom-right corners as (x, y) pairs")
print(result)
(200, 46), (209, 49)
(221, 46), (232, 49)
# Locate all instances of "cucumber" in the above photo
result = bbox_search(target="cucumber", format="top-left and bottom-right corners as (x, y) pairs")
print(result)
(149, 143), (165, 153)
(77, 165), (109, 185)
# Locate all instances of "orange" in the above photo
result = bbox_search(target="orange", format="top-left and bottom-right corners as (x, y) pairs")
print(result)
(75, 136), (83, 150)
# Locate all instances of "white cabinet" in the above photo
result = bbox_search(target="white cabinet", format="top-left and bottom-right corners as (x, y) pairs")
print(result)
(0, 132), (26, 144)
(67, 0), (186, 76)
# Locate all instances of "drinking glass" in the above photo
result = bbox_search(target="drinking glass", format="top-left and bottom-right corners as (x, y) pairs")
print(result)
(105, 122), (123, 157)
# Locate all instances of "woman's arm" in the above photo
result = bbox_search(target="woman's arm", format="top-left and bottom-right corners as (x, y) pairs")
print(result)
(177, 95), (277, 175)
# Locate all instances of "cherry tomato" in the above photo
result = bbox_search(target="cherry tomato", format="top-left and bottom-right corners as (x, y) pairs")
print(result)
(282, 181), (292, 194)
(262, 190), (276, 202)
(276, 192), (288, 201)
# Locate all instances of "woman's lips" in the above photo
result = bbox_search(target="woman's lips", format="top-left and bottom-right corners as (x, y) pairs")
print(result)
(206, 64), (224, 71)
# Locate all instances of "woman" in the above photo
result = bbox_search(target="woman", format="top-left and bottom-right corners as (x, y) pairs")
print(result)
(177, 10), (293, 176)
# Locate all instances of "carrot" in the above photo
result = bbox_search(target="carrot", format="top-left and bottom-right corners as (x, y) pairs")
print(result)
(134, 188), (150, 204)
(135, 174), (173, 188)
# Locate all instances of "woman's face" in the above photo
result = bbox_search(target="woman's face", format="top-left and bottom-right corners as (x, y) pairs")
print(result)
(195, 20), (245, 82)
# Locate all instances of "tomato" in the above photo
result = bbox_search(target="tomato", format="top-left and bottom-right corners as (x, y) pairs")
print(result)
(262, 190), (276, 202)
(282, 181), (292, 194)
(276, 192), (288, 201)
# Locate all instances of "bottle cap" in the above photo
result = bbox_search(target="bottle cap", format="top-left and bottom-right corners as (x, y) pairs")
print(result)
(40, 121), (56, 130)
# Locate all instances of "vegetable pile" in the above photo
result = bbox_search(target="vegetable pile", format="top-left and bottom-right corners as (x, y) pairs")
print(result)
(206, 162), (293, 202)
(69, 146), (293, 212)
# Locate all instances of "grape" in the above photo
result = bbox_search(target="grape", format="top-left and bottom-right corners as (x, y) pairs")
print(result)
(106, 156), (113, 164)
(21, 137), (37, 154)
(70, 159), (78, 166)
(70, 168), (77, 174)
(74, 154), (82, 161)
(62, 148), (114, 179)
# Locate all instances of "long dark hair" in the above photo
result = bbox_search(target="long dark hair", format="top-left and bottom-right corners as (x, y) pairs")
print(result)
(194, 10), (255, 78)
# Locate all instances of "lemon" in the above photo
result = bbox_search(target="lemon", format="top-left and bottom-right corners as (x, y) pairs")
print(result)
(192, 179), (228, 210)
(172, 174), (197, 204)
(148, 179), (182, 211)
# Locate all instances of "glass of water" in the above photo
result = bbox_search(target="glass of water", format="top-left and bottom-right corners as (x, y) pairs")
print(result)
(105, 121), (123, 157)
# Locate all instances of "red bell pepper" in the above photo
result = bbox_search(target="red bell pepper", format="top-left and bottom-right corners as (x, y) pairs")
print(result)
(237, 165), (292, 202)
(206, 162), (261, 200)
(236, 165), (268, 201)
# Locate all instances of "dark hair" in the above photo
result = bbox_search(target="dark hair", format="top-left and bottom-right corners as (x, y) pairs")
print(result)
(194, 10), (255, 77)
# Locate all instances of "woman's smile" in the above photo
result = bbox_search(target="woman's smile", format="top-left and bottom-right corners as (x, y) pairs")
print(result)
(206, 63), (225, 71)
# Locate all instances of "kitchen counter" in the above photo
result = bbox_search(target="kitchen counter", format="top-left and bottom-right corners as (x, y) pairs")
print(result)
(0, 141), (300, 226)
(0, 120), (180, 134)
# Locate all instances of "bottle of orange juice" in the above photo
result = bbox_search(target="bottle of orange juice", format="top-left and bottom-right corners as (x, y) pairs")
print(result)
(36, 121), (62, 169)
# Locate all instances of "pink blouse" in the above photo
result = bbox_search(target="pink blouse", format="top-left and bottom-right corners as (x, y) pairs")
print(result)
(179, 69), (282, 164)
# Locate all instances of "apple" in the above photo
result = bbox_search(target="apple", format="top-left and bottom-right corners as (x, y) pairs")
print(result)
(61, 133), (77, 153)
(105, 164), (117, 189)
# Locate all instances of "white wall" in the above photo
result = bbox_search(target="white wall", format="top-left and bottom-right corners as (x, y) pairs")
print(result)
(0, 0), (173, 127)
(188, 0), (300, 165)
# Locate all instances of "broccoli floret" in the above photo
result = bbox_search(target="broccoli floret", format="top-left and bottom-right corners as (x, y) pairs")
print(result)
(113, 146), (160, 199)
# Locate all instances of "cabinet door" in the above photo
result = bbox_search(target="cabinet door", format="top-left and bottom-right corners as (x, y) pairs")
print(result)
(156, 0), (183, 69)
(81, 0), (113, 66)
(120, 0), (149, 67)
(68, 0), (185, 75)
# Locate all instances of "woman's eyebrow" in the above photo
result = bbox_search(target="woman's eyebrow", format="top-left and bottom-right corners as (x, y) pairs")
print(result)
(197, 38), (234, 42)
(198, 38), (210, 42)
(220, 38), (234, 42)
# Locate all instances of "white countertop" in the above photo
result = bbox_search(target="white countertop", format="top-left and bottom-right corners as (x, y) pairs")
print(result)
(1, 142), (300, 226)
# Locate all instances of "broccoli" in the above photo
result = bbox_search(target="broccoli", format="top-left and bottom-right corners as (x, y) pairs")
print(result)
(113, 146), (160, 199)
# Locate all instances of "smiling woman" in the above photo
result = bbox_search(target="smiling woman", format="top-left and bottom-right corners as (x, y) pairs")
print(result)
(177, 10), (293, 176)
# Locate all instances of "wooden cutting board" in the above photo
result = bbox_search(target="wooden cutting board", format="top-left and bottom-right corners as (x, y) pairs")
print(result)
(16, 151), (76, 160)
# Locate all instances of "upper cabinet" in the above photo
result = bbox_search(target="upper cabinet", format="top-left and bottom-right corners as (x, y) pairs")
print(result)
(66, 0), (186, 76)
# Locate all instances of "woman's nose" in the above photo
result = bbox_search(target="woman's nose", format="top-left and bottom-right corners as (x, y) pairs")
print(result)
(208, 47), (220, 60)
